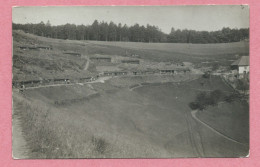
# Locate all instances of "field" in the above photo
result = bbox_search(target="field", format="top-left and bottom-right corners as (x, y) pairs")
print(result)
(13, 75), (249, 158)
(12, 30), (249, 158)
(88, 40), (249, 65)
(89, 40), (249, 56)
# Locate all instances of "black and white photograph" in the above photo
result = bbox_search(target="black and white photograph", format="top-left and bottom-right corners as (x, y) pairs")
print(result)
(12, 6), (249, 159)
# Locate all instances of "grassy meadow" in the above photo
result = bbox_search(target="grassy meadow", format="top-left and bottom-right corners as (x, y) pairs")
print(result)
(13, 75), (249, 158)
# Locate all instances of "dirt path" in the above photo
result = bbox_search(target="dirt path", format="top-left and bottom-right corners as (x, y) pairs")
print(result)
(24, 82), (80, 90)
(184, 109), (205, 157)
(191, 110), (247, 146)
(129, 84), (142, 91)
(12, 110), (29, 159)
(188, 88), (234, 93)
(83, 56), (90, 70)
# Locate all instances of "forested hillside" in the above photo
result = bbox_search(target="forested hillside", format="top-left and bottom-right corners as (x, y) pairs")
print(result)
(13, 20), (249, 44)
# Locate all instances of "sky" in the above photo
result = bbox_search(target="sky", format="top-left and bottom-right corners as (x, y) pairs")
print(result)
(12, 6), (249, 33)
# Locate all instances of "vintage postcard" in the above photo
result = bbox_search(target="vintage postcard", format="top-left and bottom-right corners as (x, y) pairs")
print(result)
(12, 6), (249, 158)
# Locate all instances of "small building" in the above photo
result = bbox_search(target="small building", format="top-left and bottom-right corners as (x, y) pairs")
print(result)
(103, 71), (127, 76)
(159, 69), (175, 74)
(103, 72), (113, 76)
(132, 71), (143, 75)
(37, 45), (52, 50)
(64, 52), (81, 57)
(231, 56), (249, 74)
(175, 68), (190, 74)
(53, 78), (69, 84)
(19, 45), (38, 50)
(115, 71), (127, 76)
(21, 80), (42, 87)
(65, 79), (70, 84)
(121, 60), (140, 64)
(79, 77), (92, 82)
(131, 54), (140, 57)
(90, 57), (111, 62)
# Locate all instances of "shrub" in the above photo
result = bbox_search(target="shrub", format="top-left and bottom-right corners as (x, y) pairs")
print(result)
(189, 102), (204, 110)
(91, 136), (108, 154)
(236, 79), (249, 94)
(210, 90), (223, 105)
(202, 72), (210, 78)
(224, 93), (238, 103)
(189, 90), (224, 110)
(195, 92), (209, 107)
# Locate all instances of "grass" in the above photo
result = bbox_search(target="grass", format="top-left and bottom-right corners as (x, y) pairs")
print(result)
(13, 86), (169, 158)
(88, 40), (249, 65)
(13, 75), (249, 158)
(196, 100), (249, 143)
(88, 40), (249, 56)
(13, 31), (94, 82)
(107, 74), (199, 88)
(24, 84), (96, 104)
(13, 94), (113, 158)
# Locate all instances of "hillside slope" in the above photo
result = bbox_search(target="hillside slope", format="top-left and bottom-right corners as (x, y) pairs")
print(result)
(13, 30), (249, 84)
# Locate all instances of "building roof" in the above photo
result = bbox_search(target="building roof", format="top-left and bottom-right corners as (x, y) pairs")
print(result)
(19, 45), (37, 48)
(90, 57), (111, 59)
(64, 52), (81, 55)
(159, 67), (189, 71)
(90, 54), (111, 59)
(231, 56), (249, 66)
(38, 45), (52, 48)
(121, 59), (140, 62)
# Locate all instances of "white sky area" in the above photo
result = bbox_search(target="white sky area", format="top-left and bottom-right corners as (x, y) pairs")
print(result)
(12, 6), (249, 33)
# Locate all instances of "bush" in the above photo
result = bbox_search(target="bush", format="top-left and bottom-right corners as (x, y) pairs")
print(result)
(196, 92), (213, 107)
(210, 90), (223, 105)
(236, 79), (249, 94)
(189, 90), (224, 110)
(224, 93), (238, 103)
(189, 102), (204, 110)
(202, 72), (210, 78)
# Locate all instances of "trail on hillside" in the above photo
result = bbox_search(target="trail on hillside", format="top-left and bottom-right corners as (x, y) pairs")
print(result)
(191, 110), (247, 146)
(187, 88), (234, 93)
(83, 56), (90, 70)
(184, 109), (205, 157)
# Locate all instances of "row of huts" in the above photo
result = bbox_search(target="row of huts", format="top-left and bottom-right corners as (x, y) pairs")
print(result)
(13, 67), (190, 88)
(101, 68), (190, 76)
(19, 45), (53, 50)
(90, 56), (140, 64)
(12, 76), (98, 88)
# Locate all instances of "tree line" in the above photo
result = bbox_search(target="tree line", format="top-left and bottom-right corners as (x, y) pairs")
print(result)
(13, 20), (249, 43)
